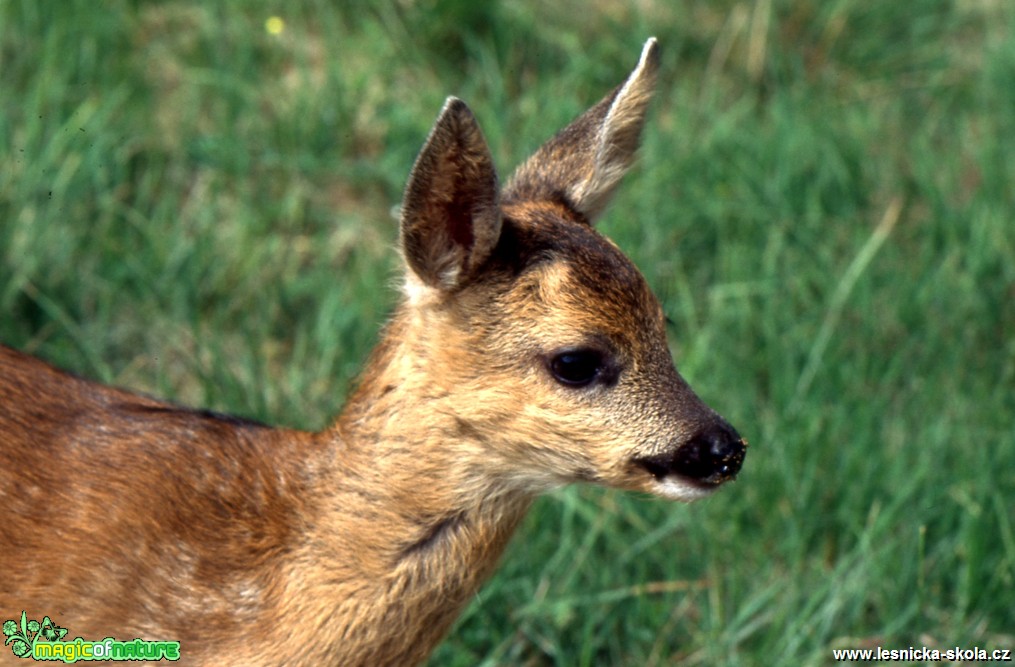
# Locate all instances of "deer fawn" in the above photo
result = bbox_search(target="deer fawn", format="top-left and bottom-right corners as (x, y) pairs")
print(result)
(0, 38), (745, 665)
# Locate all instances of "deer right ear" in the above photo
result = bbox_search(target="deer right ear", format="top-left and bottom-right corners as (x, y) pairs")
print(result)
(400, 97), (502, 291)
(504, 38), (659, 223)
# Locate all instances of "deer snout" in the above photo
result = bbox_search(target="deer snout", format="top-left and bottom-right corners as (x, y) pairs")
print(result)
(674, 422), (746, 484)
(635, 421), (746, 487)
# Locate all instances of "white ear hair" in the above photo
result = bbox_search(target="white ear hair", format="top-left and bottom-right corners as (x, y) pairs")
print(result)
(569, 38), (659, 219)
(503, 38), (660, 223)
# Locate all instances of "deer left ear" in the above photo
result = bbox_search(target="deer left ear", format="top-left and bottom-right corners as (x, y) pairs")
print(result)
(505, 38), (660, 223)
(400, 97), (502, 291)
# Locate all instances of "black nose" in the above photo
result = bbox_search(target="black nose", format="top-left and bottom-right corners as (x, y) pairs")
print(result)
(635, 422), (746, 485)
(673, 422), (746, 484)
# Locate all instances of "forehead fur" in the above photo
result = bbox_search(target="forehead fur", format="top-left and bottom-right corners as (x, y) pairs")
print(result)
(483, 201), (663, 340)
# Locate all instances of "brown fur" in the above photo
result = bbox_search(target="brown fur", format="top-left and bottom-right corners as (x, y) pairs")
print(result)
(0, 39), (745, 666)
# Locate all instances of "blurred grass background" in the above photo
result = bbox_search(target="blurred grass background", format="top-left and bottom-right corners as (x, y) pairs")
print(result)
(1, 1), (1013, 664)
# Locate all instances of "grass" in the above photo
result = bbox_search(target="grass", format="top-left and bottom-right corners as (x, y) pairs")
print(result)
(2, 1), (1013, 664)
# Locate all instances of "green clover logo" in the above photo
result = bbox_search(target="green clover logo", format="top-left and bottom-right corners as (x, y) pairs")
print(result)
(3, 611), (67, 659)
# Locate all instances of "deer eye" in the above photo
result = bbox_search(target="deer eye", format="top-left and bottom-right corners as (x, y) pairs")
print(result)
(548, 349), (605, 387)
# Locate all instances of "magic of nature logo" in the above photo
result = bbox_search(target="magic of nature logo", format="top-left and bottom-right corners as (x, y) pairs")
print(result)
(3, 612), (180, 662)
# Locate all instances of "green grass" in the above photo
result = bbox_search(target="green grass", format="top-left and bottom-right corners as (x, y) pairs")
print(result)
(2, 1), (1013, 664)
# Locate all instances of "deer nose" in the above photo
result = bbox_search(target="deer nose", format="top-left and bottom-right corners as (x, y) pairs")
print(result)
(632, 420), (747, 486)
(672, 422), (746, 484)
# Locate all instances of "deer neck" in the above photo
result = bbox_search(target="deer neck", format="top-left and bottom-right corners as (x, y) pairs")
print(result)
(280, 308), (533, 664)
(330, 304), (534, 551)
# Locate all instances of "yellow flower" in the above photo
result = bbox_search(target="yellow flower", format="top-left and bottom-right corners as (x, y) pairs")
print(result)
(265, 16), (285, 35)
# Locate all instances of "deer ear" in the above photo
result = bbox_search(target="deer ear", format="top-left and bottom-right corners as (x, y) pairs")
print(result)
(504, 38), (659, 223)
(400, 97), (502, 291)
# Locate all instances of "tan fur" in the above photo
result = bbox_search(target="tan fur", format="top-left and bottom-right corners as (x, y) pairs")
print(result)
(0, 39), (745, 666)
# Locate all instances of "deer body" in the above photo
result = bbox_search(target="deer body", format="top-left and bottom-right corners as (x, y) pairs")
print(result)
(1, 39), (745, 666)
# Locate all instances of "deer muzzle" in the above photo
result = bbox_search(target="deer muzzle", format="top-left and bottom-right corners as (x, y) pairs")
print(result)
(634, 421), (746, 486)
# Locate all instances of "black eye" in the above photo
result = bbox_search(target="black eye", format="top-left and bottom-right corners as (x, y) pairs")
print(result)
(548, 349), (604, 387)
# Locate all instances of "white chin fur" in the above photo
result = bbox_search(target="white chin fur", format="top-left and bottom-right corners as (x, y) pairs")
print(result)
(652, 477), (718, 502)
